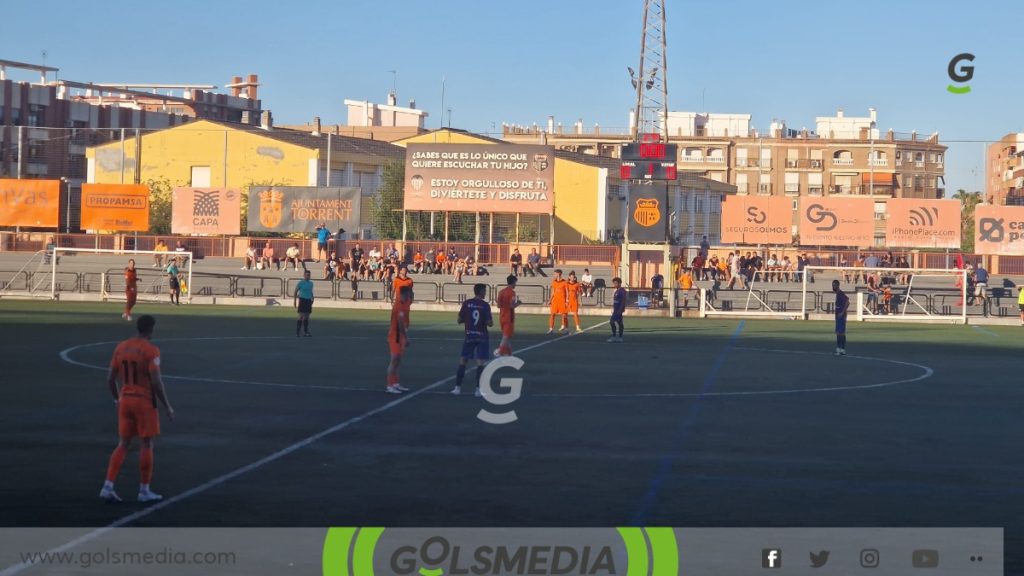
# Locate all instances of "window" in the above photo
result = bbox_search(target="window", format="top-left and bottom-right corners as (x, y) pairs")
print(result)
(903, 175), (912, 187)
(735, 173), (748, 193)
(28, 104), (46, 127)
(785, 172), (799, 194)
(935, 153), (943, 164)
(190, 166), (212, 187)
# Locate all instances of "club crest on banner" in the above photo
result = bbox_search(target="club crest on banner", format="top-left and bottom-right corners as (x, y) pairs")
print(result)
(259, 189), (284, 229)
(633, 198), (662, 227)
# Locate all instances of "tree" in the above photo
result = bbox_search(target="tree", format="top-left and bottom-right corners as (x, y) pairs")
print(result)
(953, 188), (983, 252)
(145, 177), (175, 234)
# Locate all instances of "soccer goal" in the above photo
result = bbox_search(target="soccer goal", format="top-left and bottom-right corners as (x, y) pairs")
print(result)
(44, 247), (194, 303)
(700, 269), (805, 319)
(800, 265), (967, 324)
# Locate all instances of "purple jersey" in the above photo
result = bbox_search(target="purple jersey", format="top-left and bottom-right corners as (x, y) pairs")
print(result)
(459, 298), (492, 342)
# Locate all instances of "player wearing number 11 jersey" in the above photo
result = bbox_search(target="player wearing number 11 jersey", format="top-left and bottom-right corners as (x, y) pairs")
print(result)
(99, 315), (175, 504)
(452, 283), (493, 397)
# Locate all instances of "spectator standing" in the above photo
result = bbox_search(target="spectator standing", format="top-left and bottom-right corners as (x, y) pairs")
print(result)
(974, 262), (990, 316)
(349, 243), (364, 275)
(315, 223), (332, 262)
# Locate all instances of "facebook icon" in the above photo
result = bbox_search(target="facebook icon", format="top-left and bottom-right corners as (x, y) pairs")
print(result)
(762, 548), (782, 569)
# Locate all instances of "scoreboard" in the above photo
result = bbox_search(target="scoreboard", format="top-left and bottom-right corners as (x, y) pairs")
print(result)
(620, 134), (677, 181)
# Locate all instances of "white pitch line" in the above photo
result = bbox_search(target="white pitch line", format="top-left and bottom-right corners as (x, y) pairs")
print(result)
(4, 322), (608, 576)
(971, 325), (999, 337)
(534, 346), (935, 398)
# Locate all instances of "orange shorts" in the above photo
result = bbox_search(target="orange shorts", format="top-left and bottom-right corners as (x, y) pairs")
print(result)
(501, 322), (515, 338)
(550, 303), (567, 315)
(118, 396), (160, 438)
(568, 302), (579, 314)
(388, 338), (406, 357)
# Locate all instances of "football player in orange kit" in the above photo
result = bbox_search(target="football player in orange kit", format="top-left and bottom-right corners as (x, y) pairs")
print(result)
(495, 275), (521, 356)
(385, 286), (413, 394)
(566, 270), (583, 333)
(99, 315), (175, 503)
(123, 259), (138, 321)
(547, 269), (569, 334)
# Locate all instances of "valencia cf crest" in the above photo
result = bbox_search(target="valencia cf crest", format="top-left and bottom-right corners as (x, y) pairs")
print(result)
(533, 154), (550, 172)
(632, 198), (661, 227)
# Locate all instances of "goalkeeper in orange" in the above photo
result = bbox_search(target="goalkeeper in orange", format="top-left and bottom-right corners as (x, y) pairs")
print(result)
(495, 275), (521, 356)
(547, 269), (569, 334)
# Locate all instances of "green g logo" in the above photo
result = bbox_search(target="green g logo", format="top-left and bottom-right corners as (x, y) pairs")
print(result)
(947, 53), (975, 94)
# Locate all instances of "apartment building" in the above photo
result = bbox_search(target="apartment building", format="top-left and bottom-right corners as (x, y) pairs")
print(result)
(986, 133), (1024, 206)
(503, 108), (946, 202)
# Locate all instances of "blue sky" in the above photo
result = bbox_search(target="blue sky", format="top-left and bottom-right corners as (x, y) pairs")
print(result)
(2, 0), (1021, 193)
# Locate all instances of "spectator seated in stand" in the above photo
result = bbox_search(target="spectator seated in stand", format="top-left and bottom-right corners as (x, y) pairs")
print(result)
(510, 248), (523, 277)
(259, 242), (279, 270)
(242, 244), (258, 270)
(580, 269), (595, 297)
(283, 243), (302, 271)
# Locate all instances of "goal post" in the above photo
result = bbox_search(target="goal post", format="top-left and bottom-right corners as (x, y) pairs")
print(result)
(700, 269), (804, 319)
(49, 247), (194, 303)
(801, 265), (967, 324)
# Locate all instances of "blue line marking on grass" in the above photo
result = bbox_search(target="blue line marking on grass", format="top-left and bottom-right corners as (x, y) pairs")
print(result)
(631, 319), (745, 525)
(971, 325), (999, 337)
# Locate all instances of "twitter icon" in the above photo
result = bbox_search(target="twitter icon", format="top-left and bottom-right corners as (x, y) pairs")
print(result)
(810, 551), (830, 568)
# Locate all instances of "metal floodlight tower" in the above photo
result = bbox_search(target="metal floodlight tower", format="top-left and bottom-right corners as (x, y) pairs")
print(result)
(629, 0), (669, 141)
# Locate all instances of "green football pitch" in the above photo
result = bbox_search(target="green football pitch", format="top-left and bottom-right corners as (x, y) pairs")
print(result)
(0, 301), (1021, 569)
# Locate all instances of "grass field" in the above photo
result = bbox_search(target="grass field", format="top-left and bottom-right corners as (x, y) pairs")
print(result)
(0, 300), (1021, 570)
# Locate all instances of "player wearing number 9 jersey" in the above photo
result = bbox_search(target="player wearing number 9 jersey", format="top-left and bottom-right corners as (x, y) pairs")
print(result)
(452, 283), (493, 397)
(99, 315), (175, 504)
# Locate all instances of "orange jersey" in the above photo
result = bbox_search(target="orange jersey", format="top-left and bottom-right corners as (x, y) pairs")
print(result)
(124, 268), (138, 292)
(388, 300), (411, 343)
(393, 276), (414, 326)
(566, 281), (582, 308)
(550, 278), (568, 305)
(497, 286), (517, 325)
(109, 337), (160, 401)
(393, 275), (414, 294)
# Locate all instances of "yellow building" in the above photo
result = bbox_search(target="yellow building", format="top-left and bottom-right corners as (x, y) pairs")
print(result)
(395, 128), (734, 244)
(86, 119), (405, 236)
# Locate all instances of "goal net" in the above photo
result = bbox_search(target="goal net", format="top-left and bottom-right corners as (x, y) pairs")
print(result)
(801, 265), (967, 324)
(43, 247), (194, 303)
(700, 268), (805, 319)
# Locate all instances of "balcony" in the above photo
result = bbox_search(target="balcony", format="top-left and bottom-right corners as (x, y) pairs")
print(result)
(735, 158), (759, 168)
(785, 184), (800, 195)
(681, 156), (705, 163)
(915, 161), (925, 167)
(830, 185), (851, 194)
(832, 157), (854, 166)
(758, 184), (773, 195)
(808, 186), (824, 196)
(869, 158), (888, 167)
(706, 155), (725, 163)
(735, 183), (749, 194)
(784, 159), (824, 169)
